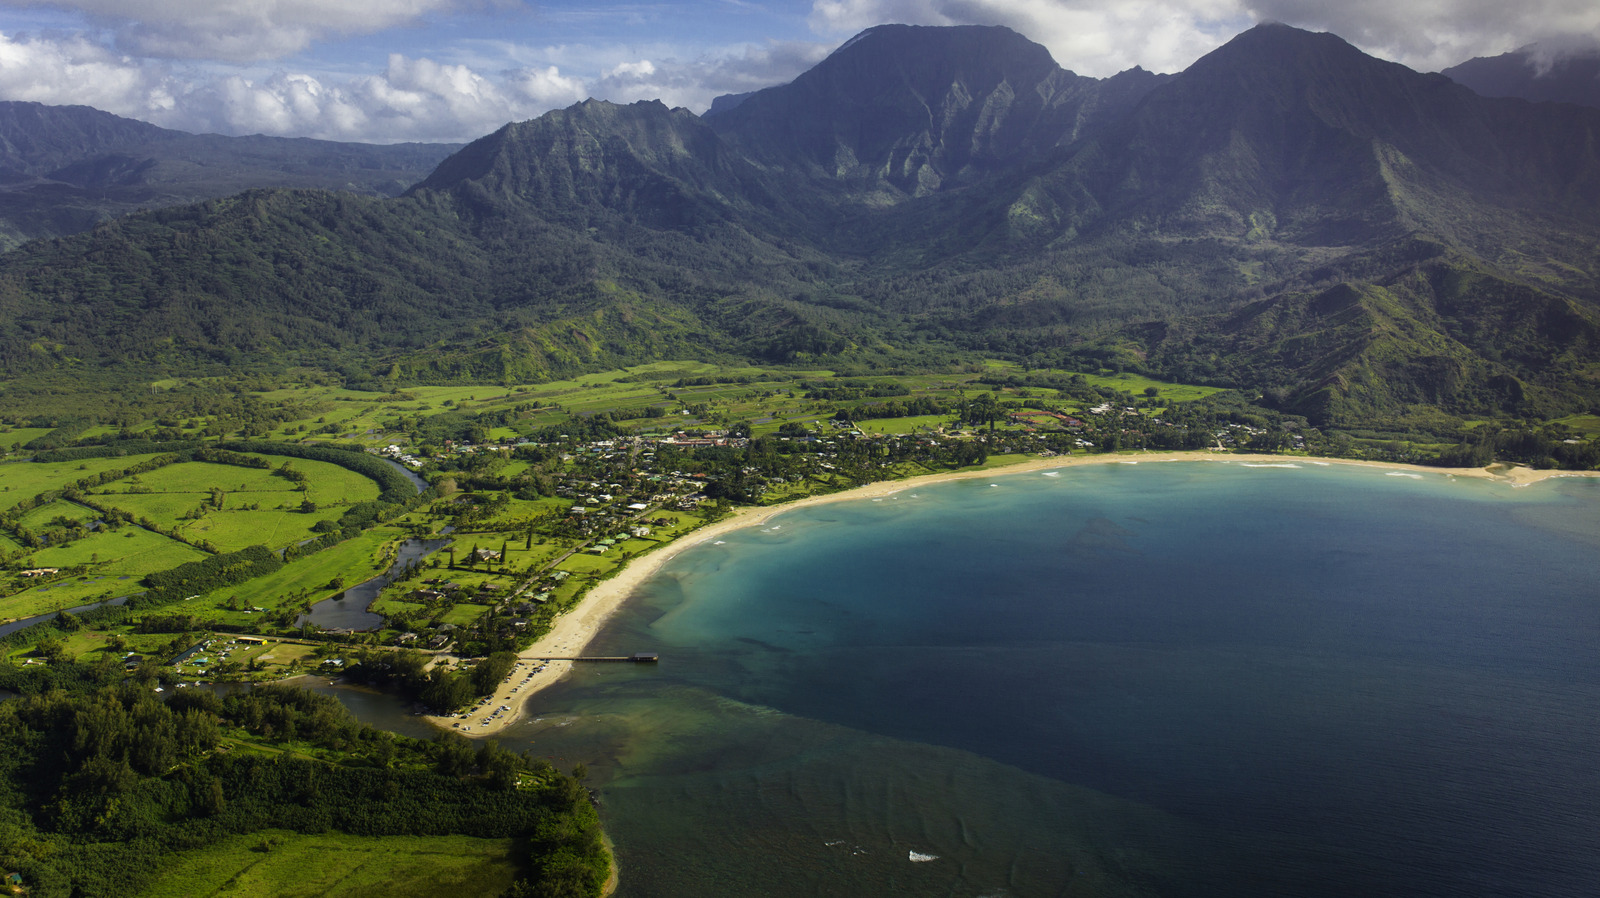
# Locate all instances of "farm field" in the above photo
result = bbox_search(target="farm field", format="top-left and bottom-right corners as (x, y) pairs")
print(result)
(0, 428), (56, 451)
(856, 414), (951, 435)
(1, 526), (206, 619)
(0, 454), (164, 510)
(86, 456), (384, 552)
(136, 830), (519, 898)
(187, 527), (406, 627)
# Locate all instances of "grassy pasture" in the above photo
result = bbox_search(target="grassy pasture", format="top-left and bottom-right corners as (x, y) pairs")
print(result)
(1060, 370), (1224, 402)
(856, 414), (951, 435)
(88, 456), (382, 551)
(0, 454), (163, 510)
(18, 499), (99, 530)
(0, 527), (205, 618)
(177, 509), (328, 553)
(119, 461), (297, 495)
(1551, 414), (1600, 436)
(0, 428), (56, 451)
(187, 527), (402, 622)
(440, 602), (492, 626)
(136, 830), (519, 898)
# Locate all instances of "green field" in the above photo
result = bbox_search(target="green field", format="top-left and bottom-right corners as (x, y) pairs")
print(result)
(856, 414), (952, 435)
(102, 456), (382, 506)
(122, 461), (300, 494)
(0, 526), (206, 618)
(136, 830), (519, 898)
(0, 428), (56, 451)
(440, 602), (491, 626)
(188, 527), (404, 625)
(1551, 414), (1600, 436)
(0, 454), (163, 510)
(88, 456), (384, 551)
(17, 499), (99, 530)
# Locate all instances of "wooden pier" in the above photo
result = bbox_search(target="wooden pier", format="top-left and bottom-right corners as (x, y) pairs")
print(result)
(531, 652), (659, 663)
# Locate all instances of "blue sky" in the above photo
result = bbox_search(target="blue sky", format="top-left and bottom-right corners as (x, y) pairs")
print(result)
(1, 0), (1596, 143)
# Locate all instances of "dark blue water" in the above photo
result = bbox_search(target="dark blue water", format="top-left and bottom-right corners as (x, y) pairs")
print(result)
(471, 462), (1598, 896)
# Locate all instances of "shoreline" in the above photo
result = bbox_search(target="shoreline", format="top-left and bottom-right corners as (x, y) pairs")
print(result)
(433, 451), (1595, 736)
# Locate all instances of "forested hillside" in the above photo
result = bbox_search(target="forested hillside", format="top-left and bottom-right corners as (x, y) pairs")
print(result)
(0, 102), (458, 251)
(3, 23), (1599, 432)
(0, 675), (608, 897)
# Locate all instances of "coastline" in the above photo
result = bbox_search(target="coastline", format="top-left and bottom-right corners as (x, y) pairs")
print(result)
(435, 451), (1594, 736)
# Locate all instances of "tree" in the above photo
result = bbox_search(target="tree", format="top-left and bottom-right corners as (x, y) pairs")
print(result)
(36, 636), (71, 665)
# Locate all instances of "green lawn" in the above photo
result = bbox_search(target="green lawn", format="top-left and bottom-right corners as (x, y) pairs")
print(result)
(554, 551), (618, 576)
(856, 414), (952, 435)
(136, 830), (519, 898)
(440, 602), (491, 626)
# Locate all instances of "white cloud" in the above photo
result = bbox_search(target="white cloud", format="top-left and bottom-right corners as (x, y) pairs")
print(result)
(608, 59), (656, 78)
(808, 0), (1249, 75)
(589, 40), (833, 109)
(0, 29), (167, 113)
(807, 0), (1600, 75)
(13, 1), (1596, 144)
(1238, 0), (1600, 72)
(0, 28), (594, 141)
(0, 0), (468, 62)
(181, 54), (594, 140)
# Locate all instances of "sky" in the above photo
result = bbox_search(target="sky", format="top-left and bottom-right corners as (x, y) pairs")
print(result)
(1, 0), (1597, 144)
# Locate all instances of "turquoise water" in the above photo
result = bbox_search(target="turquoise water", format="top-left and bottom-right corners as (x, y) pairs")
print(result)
(487, 462), (1598, 897)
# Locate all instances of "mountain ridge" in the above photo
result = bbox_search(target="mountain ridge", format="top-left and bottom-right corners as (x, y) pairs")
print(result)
(3, 23), (1599, 431)
(0, 101), (461, 250)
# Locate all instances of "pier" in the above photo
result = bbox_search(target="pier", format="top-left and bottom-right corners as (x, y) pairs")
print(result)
(531, 652), (659, 663)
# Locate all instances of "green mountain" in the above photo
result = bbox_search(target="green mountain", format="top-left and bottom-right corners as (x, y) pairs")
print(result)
(0, 101), (460, 251)
(3, 24), (1600, 429)
(1443, 41), (1600, 110)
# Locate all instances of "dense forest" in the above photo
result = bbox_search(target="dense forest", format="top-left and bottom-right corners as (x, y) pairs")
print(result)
(0, 674), (608, 897)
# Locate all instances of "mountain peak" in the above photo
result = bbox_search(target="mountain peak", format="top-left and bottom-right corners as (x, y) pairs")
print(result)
(1442, 40), (1600, 110)
(707, 23), (1154, 198)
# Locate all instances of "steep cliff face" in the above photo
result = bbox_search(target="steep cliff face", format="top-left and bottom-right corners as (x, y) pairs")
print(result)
(706, 24), (1164, 200)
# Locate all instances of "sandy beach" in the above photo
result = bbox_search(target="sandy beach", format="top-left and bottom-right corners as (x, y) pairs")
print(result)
(434, 451), (1594, 736)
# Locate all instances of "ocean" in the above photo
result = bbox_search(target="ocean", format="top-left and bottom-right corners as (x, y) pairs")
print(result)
(480, 461), (1599, 897)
